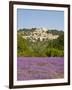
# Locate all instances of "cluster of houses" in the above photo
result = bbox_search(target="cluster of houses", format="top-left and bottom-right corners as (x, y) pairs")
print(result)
(22, 28), (59, 42)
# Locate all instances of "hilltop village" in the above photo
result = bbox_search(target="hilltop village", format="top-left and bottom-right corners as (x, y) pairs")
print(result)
(18, 28), (59, 42)
(17, 28), (64, 57)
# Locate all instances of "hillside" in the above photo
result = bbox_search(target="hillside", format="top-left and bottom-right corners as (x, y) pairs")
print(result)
(17, 28), (64, 57)
(48, 29), (64, 35)
(17, 28), (63, 42)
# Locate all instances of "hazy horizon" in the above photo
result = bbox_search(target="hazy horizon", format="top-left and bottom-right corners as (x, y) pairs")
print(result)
(18, 27), (63, 31)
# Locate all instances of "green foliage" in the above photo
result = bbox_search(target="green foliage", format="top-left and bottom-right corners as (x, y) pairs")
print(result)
(17, 35), (28, 51)
(45, 48), (64, 57)
(48, 30), (64, 35)
(17, 29), (64, 57)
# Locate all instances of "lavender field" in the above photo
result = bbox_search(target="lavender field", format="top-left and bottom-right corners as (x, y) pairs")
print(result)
(17, 57), (64, 81)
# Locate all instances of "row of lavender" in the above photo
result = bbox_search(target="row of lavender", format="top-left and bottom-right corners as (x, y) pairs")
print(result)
(17, 57), (64, 80)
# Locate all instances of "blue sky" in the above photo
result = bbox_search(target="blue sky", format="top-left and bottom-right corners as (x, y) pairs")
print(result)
(17, 9), (64, 30)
